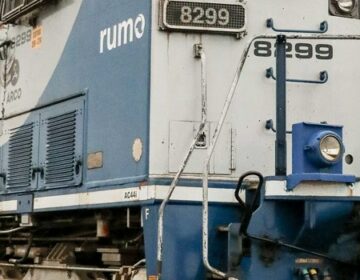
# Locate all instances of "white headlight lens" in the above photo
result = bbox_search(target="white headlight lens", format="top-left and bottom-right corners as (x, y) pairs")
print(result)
(336, 0), (355, 13)
(320, 135), (342, 162)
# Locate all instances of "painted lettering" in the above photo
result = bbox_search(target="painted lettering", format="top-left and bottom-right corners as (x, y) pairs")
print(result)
(124, 191), (138, 199)
(106, 26), (117, 51)
(6, 88), (22, 103)
(118, 18), (133, 46)
(99, 13), (145, 54)
(99, 29), (107, 54)
(134, 14), (145, 39)
(145, 208), (150, 220)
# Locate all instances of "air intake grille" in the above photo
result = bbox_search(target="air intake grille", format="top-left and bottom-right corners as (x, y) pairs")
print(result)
(45, 111), (77, 186)
(7, 123), (33, 189)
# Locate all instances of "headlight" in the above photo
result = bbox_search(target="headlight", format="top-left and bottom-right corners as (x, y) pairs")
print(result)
(334, 0), (356, 13)
(305, 130), (344, 167)
(320, 135), (342, 162)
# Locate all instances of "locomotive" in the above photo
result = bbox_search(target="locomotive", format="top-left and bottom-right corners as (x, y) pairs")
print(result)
(0, 0), (358, 279)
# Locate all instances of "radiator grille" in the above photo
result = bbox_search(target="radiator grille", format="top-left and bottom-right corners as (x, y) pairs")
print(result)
(45, 111), (76, 186)
(7, 123), (33, 189)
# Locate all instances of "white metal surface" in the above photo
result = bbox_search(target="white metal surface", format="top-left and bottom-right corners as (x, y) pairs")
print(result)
(169, 121), (232, 173)
(265, 180), (360, 198)
(0, 0), (83, 118)
(0, 200), (17, 212)
(150, 0), (360, 180)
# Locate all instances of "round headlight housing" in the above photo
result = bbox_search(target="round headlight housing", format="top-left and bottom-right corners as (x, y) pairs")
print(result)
(306, 131), (344, 167)
(320, 135), (342, 162)
(334, 0), (356, 13)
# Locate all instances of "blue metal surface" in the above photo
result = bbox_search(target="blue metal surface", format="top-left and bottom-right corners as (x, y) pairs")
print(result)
(231, 188), (359, 279)
(288, 122), (355, 190)
(38, 0), (151, 190)
(16, 194), (33, 213)
(143, 202), (240, 280)
(287, 173), (356, 190)
(1, 0), (152, 199)
(292, 123), (343, 174)
(230, 222), (300, 280)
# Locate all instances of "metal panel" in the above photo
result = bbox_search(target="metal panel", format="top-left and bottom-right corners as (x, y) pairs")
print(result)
(211, 122), (232, 174)
(17, 194), (33, 213)
(2, 114), (39, 193)
(169, 121), (209, 174)
(2, 0), (83, 118)
(169, 121), (231, 174)
(38, 99), (84, 189)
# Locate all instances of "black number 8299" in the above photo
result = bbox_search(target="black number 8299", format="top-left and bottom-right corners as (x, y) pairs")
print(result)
(253, 41), (333, 60)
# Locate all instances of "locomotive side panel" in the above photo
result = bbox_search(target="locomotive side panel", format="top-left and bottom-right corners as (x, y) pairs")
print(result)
(0, 0), (152, 195)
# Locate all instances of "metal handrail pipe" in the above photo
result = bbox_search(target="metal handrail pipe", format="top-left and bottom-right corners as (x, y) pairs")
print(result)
(156, 46), (208, 279)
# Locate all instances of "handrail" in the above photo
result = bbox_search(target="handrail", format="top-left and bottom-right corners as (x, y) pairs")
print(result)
(266, 67), (328, 84)
(201, 33), (360, 279)
(156, 44), (207, 279)
(266, 18), (328, 34)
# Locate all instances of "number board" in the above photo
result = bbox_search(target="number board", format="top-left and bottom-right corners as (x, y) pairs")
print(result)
(162, 0), (246, 35)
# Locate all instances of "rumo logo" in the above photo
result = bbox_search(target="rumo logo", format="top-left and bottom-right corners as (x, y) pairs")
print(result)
(99, 13), (145, 54)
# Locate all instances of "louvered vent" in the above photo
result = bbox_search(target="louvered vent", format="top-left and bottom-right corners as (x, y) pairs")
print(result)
(45, 111), (77, 186)
(7, 123), (33, 189)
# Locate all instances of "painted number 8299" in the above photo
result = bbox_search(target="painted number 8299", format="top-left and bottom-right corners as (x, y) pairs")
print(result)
(180, 6), (230, 26)
(254, 41), (333, 60)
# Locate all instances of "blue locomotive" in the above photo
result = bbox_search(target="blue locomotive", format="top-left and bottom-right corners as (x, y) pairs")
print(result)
(0, 0), (358, 279)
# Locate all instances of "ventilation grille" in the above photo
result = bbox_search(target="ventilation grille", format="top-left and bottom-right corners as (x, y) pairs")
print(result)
(7, 123), (33, 189)
(45, 111), (77, 186)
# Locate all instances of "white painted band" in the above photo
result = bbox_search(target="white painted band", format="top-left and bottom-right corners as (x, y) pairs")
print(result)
(265, 180), (360, 197)
(0, 200), (17, 212)
(32, 185), (240, 210)
(3, 180), (359, 212)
